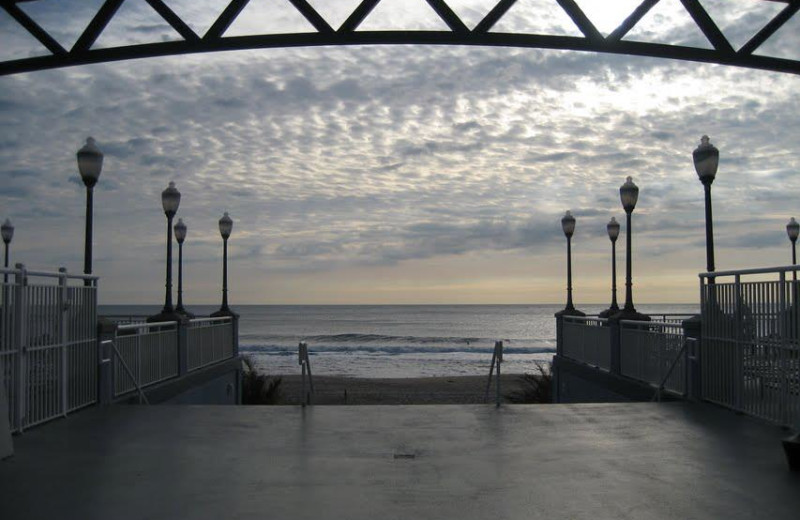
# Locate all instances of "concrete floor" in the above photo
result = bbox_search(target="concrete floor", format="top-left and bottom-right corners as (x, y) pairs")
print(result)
(1, 403), (798, 520)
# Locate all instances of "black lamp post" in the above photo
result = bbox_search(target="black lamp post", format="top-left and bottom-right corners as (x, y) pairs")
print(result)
(614, 177), (649, 322)
(2, 218), (13, 284)
(598, 217), (620, 319)
(211, 212), (234, 318)
(693, 135), (719, 279)
(148, 182), (181, 323)
(77, 137), (103, 286)
(555, 211), (585, 318)
(174, 218), (194, 318)
(787, 217), (798, 282)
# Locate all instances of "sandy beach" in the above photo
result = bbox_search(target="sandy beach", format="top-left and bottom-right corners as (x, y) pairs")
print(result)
(268, 374), (535, 405)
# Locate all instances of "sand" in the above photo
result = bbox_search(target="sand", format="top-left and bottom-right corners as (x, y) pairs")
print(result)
(269, 374), (533, 405)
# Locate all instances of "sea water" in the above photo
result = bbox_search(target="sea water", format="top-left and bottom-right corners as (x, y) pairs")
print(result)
(99, 303), (698, 378)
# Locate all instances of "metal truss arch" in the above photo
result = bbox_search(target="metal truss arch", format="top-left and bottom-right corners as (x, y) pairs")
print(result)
(1, 0), (799, 76)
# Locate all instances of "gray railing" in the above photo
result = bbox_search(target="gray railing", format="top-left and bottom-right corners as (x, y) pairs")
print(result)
(620, 320), (686, 395)
(186, 317), (234, 371)
(106, 316), (237, 399)
(562, 316), (611, 370)
(1, 265), (97, 433)
(113, 322), (179, 397)
(700, 266), (800, 427)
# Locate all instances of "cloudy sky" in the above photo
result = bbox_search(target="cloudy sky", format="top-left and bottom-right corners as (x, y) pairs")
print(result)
(1, 0), (799, 306)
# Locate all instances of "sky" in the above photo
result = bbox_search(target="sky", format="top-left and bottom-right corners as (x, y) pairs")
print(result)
(1, 0), (800, 306)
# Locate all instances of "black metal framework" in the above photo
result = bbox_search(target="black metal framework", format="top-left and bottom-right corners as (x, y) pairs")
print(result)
(1, 0), (799, 76)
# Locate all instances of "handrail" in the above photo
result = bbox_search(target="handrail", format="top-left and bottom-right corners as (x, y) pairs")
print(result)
(116, 321), (177, 332)
(484, 341), (503, 407)
(651, 338), (693, 402)
(101, 340), (150, 405)
(0, 267), (99, 281)
(620, 320), (682, 329)
(700, 264), (800, 278)
(299, 342), (314, 406)
(188, 316), (232, 325)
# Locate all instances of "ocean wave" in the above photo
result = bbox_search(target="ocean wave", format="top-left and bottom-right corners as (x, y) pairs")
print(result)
(239, 343), (556, 356)
(239, 332), (552, 345)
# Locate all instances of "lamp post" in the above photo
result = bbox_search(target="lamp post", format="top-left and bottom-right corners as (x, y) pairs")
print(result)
(148, 182), (181, 323)
(211, 212), (234, 317)
(787, 217), (798, 282)
(173, 218), (193, 318)
(693, 135), (719, 279)
(614, 177), (649, 321)
(598, 217), (620, 319)
(2, 218), (13, 284)
(77, 137), (103, 286)
(555, 211), (584, 318)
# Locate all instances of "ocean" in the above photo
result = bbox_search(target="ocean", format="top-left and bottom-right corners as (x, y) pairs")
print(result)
(99, 303), (698, 378)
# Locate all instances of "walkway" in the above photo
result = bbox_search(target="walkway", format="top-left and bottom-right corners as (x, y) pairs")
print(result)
(1, 402), (798, 519)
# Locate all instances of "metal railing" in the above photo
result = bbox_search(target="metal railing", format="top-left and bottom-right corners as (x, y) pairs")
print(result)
(700, 266), (800, 427)
(1, 265), (97, 432)
(620, 320), (687, 395)
(562, 316), (612, 370)
(186, 317), (234, 371)
(112, 321), (178, 397)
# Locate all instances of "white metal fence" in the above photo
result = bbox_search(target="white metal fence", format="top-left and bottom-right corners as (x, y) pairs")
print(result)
(562, 316), (611, 370)
(186, 317), (234, 371)
(1, 266), (97, 432)
(620, 320), (687, 395)
(113, 322), (178, 397)
(701, 267), (800, 427)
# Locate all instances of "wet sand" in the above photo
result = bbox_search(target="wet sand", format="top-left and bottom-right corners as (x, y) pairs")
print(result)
(270, 374), (533, 405)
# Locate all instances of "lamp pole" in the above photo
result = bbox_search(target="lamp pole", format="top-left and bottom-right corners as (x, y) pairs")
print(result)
(77, 137), (103, 287)
(2, 219), (13, 284)
(599, 217), (620, 318)
(616, 177), (649, 321)
(148, 182), (181, 323)
(555, 211), (584, 318)
(693, 136), (719, 280)
(788, 217), (799, 282)
(212, 212), (234, 317)
(174, 218), (192, 317)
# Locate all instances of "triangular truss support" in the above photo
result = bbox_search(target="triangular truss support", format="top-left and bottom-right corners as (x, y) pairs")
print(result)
(1, 0), (798, 76)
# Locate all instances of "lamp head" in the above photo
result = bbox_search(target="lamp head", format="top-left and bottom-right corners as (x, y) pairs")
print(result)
(607, 217), (620, 242)
(619, 176), (639, 214)
(219, 212), (233, 240)
(693, 135), (719, 186)
(161, 181), (181, 218)
(788, 217), (799, 243)
(174, 218), (187, 244)
(77, 137), (103, 189)
(1, 218), (13, 244)
(561, 210), (576, 238)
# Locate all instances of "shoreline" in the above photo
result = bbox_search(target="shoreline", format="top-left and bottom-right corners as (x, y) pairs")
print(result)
(263, 374), (538, 405)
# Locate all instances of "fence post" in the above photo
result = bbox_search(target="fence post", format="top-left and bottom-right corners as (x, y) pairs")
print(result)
(177, 319), (188, 376)
(58, 267), (68, 416)
(682, 315), (702, 401)
(14, 264), (26, 431)
(97, 319), (117, 405)
(555, 314), (564, 356)
(609, 318), (621, 375)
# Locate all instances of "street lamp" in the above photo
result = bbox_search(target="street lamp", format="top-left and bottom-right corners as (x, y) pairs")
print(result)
(2, 218), (13, 284)
(787, 218), (799, 281)
(211, 212), (234, 317)
(173, 218), (193, 318)
(148, 181), (181, 323)
(77, 137), (103, 286)
(614, 177), (649, 321)
(693, 135), (719, 278)
(598, 217), (620, 319)
(555, 211), (585, 318)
